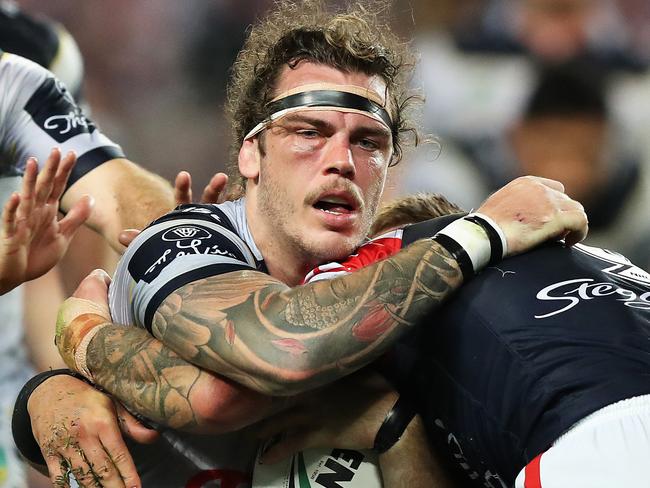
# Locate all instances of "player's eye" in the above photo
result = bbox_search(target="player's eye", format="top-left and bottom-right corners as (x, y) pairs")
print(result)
(296, 129), (321, 138)
(358, 138), (380, 151)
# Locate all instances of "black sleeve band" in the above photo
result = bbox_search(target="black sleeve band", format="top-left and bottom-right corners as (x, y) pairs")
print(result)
(65, 145), (125, 191)
(432, 233), (475, 282)
(373, 394), (417, 454)
(464, 214), (503, 265)
(12, 369), (91, 466)
(401, 213), (467, 247)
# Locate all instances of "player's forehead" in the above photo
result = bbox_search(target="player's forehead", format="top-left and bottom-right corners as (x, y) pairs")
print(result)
(242, 60), (395, 142)
(273, 61), (389, 107)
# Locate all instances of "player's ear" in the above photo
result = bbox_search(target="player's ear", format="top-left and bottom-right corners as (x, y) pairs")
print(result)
(239, 138), (261, 180)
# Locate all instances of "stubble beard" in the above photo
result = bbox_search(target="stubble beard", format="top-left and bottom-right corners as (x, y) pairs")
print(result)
(257, 173), (372, 271)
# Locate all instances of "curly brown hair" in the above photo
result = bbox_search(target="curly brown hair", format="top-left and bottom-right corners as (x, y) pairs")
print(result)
(224, 0), (420, 195)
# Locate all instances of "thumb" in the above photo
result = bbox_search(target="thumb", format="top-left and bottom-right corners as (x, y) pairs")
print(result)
(59, 194), (94, 238)
(71, 269), (112, 315)
(118, 228), (141, 247)
(115, 402), (160, 444)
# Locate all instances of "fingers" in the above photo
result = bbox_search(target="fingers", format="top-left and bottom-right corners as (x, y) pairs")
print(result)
(477, 175), (589, 255)
(174, 171), (192, 205)
(175, 170), (229, 205)
(44, 454), (71, 487)
(17, 158), (38, 221)
(2, 192), (20, 237)
(76, 435), (128, 488)
(114, 403), (160, 444)
(58, 194), (94, 239)
(49, 150), (78, 204)
(201, 173), (228, 204)
(559, 206), (589, 247)
(29, 376), (135, 487)
(34, 148), (62, 207)
(564, 228), (588, 247)
(17, 148), (76, 218)
(44, 441), (99, 488)
(118, 229), (141, 248)
(44, 435), (135, 488)
(532, 190), (588, 247)
(530, 175), (565, 193)
(97, 420), (142, 487)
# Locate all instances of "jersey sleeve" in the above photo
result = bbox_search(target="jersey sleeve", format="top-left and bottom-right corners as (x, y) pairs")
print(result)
(400, 213), (465, 246)
(0, 52), (124, 189)
(109, 205), (259, 334)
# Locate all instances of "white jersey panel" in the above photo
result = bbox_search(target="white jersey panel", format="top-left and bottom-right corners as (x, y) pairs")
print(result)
(217, 199), (263, 261)
(0, 52), (122, 178)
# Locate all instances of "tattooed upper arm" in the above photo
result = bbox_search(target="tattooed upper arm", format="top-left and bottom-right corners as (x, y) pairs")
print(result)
(150, 238), (463, 396)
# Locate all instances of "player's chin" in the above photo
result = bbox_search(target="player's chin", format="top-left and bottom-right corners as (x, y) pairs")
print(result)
(308, 230), (362, 262)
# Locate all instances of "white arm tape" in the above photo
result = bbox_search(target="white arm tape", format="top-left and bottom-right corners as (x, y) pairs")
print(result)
(467, 212), (508, 258)
(436, 218), (491, 273)
(74, 323), (110, 382)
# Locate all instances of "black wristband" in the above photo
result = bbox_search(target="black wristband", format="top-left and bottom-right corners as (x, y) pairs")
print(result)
(372, 394), (417, 454)
(432, 234), (475, 282)
(464, 214), (503, 265)
(12, 369), (90, 466)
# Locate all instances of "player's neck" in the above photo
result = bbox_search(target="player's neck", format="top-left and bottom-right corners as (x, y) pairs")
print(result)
(264, 254), (313, 286)
(244, 197), (313, 286)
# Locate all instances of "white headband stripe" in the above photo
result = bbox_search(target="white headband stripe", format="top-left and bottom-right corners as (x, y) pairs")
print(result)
(244, 105), (391, 140)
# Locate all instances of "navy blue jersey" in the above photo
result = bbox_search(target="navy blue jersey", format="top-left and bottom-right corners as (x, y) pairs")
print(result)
(406, 220), (650, 486)
(317, 216), (650, 486)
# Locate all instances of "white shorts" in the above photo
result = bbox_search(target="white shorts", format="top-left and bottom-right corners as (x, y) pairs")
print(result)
(514, 395), (650, 488)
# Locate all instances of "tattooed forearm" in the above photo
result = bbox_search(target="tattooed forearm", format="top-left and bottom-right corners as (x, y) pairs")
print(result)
(151, 238), (462, 395)
(86, 325), (201, 430)
(86, 325), (273, 433)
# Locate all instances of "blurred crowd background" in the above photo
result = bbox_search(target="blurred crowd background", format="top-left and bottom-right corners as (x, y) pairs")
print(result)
(16, 0), (650, 269)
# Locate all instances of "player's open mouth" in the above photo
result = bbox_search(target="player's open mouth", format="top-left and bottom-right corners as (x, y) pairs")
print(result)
(313, 193), (359, 215)
(314, 198), (353, 214)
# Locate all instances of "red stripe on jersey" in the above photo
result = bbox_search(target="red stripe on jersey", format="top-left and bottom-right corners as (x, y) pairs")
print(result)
(302, 229), (403, 284)
(524, 453), (543, 488)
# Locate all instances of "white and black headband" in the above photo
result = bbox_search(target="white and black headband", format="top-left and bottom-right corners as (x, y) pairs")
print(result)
(244, 83), (393, 140)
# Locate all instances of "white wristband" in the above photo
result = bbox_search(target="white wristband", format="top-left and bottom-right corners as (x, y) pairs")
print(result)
(435, 218), (491, 274)
(467, 212), (508, 259)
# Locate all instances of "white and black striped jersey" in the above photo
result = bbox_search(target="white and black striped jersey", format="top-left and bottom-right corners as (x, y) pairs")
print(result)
(0, 15), (125, 487)
(0, 50), (123, 187)
(0, 50), (124, 387)
(108, 199), (263, 487)
(109, 199), (265, 332)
